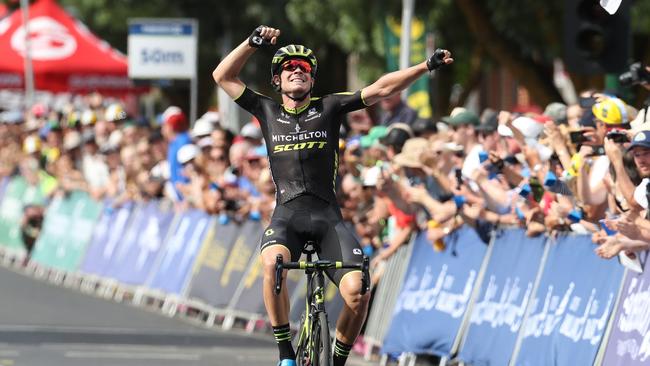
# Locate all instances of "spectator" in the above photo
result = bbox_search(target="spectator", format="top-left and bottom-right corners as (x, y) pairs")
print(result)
(161, 106), (192, 202)
(379, 93), (420, 127)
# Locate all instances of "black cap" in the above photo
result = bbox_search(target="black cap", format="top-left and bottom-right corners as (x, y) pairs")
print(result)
(476, 110), (498, 133)
(412, 119), (437, 136)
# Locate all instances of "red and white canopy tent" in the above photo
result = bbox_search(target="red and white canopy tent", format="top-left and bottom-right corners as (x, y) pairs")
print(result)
(0, 0), (138, 95)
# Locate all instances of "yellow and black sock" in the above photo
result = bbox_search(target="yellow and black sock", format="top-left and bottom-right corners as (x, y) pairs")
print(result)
(333, 338), (353, 366)
(272, 323), (295, 361)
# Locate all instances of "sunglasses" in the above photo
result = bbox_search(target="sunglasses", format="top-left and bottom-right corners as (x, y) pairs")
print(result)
(281, 59), (312, 74)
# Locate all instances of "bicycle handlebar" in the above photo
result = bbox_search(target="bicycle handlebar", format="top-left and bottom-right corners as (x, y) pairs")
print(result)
(274, 254), (371, 295)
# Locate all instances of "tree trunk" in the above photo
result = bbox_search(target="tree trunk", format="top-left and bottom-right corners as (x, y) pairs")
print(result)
(453, 46), (484, 109)
(455, 0), (563, 107)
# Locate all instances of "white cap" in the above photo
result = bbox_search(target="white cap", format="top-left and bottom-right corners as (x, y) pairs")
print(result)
(177, 144), (199, 164)
(192, 118), (216, 138)
(498, 117), (544, 139)
(241, 122), (263, 140)
(199, 111), (220, 124)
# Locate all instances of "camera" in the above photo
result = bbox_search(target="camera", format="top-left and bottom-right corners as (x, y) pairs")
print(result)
(606, 130), (629, 143)
(619, 63), (650, 87)
(569, 130), (590, 144)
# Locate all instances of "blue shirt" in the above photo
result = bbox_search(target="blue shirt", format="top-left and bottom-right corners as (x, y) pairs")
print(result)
(167, 132), (192, 199)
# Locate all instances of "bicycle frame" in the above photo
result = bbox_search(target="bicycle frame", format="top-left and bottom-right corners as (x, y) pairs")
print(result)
(274, 246), (369, 366)
(295, 250), (328, 365)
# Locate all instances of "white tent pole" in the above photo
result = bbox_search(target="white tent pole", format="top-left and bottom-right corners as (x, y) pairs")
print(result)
(20, 0), (35, 109)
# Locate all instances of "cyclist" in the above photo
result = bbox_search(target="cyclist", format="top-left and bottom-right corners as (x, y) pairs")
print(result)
(213, 25), (453, 366)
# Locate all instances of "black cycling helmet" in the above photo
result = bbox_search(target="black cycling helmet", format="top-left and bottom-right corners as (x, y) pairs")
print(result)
(271, 44), (318, 82)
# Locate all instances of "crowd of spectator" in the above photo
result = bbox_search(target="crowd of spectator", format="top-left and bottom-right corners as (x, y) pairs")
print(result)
(1, 75), (650, 276)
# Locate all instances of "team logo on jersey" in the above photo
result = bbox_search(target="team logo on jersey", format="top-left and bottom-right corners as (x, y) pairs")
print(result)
(265, 229), (274, 236)
(294, 124), (301, 133)
(353, 248), (362, 256)
(272, 141), (327, 153)
(305, 107), (321, 122)
(276, 117), (290, 124)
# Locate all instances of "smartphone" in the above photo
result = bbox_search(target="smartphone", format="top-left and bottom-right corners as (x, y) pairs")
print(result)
(606, 130), (629, 143)
(569, 130), (590, 144)
(579, 96), (597, 108)
(454, 168), (463, 189)
(530, 177), (545, 202)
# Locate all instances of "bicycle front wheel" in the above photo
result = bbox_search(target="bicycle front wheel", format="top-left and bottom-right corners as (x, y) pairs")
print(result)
(312, 311), (331, 366)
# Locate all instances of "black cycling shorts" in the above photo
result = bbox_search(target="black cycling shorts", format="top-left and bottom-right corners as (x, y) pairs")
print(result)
(260, 194), (363, 286)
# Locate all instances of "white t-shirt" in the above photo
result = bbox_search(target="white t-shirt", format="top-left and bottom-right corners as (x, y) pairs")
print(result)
(634, 178), (649, 209)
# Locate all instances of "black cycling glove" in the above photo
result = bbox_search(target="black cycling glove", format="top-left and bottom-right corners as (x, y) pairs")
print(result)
(426, 48), (447, 71)
(248, 26), (271, 48)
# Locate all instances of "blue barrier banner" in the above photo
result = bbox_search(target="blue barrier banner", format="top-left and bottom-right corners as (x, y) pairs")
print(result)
(459, 229), (546, 366)
(602, 252), (650, 365)
(101, 203), (149, 278)
(80, 201), (134, 275)
(226, 221), (267, 314)
(148, 209), (211, 295)
(112, 201), (175, 285)
(382, 226), (487, 357)
(187, 221), (240, 307)
(515, 234), (624, 366)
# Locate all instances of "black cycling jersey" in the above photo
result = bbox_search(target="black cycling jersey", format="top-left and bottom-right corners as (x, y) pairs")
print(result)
(235, 87), (367, 205)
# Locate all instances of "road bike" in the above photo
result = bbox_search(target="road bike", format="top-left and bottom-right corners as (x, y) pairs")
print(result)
(274, 243), (369, 366)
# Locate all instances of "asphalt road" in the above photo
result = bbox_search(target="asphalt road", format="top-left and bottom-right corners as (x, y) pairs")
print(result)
(0, 264), (377, 366)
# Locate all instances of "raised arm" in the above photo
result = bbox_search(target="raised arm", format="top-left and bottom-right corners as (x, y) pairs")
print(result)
(361, 49), (453, 106)
(212, 26), (280, 99)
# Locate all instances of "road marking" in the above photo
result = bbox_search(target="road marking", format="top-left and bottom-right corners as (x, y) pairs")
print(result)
(0, 359), (14, 366)
(64, 351), (201, 361)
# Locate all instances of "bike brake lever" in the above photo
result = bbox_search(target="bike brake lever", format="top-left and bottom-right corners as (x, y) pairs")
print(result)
(274, 254), (283, 295)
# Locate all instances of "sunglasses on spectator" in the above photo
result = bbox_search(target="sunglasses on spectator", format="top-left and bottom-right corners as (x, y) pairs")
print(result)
(281, 59), (312, 74)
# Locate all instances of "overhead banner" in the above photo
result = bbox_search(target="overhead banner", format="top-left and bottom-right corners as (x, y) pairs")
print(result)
(514, 234), (624, 366)
(602, 251), (650, 365)
(148, 209), (211, 295)
(128, 18), (197, 79)
(30, 190), (103, 271)
(79, 201), (134, 275)
(112, 201), (175, 285)
(382, 226), (488, 357)
(458, 229), (547, 366)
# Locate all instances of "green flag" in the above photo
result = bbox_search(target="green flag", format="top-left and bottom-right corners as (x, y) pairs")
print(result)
(384, 16), (431, 118)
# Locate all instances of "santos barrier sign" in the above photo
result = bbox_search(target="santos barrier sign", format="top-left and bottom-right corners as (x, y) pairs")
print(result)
(602, 252), (650, 365)
(512, 234), (624, 366)
(458, 229), (546, 366)
(382, 226), (488, 357)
